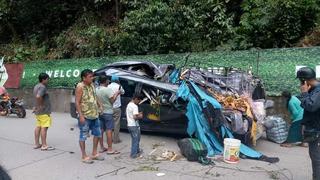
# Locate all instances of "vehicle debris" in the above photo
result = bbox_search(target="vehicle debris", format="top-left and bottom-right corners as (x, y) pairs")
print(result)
(95, 167), (126, 178)
(92, 60), (279, 163)
(156, 173), (166, 177)
(152, 142), (165, 149)
(134, 166), (159, 172)
(148, 148), (181, 162)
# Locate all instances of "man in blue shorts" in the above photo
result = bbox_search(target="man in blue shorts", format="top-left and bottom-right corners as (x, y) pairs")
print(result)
(75, 69), (104, 164)
(96, 75), (121, 155)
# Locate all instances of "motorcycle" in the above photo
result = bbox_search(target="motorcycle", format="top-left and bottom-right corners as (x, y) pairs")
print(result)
(0, 95), (26, 118)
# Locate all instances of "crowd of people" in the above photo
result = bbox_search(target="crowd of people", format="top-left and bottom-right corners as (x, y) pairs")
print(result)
(32, 69), (144, 164)
(2, 66), (316, 179)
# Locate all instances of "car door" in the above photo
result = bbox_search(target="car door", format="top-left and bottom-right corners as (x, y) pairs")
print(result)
(119, 79), (138, 129)
(137, 83), (188, 134)
(119, 78), (187, 135)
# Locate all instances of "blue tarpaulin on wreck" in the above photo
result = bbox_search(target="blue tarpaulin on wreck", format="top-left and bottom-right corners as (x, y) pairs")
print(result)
(176, 81), (262, 158)
(169, 69), (180, 84)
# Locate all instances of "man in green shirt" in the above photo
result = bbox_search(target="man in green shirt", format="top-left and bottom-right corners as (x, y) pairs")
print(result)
(96, 75), (120, 154)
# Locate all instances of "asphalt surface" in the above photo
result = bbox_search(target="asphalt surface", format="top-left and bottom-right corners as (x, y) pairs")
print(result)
(0, 111), (312, 180)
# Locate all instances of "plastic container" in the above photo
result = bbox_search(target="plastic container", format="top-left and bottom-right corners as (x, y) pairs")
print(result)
(223, 138), (241, 164)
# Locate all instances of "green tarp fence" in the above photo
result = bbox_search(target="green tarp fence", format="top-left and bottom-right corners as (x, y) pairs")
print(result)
(21, 47), (320, 96)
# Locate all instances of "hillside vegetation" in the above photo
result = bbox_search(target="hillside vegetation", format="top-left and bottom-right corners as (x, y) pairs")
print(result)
(0, 0), (320, 62)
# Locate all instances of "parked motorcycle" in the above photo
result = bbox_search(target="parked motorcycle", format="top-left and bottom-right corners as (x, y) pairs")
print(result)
(0, 96), (26, 118)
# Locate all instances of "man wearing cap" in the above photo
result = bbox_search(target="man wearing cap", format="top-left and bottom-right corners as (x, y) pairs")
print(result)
(297, 67), (320, 180)
(108, 75), (125, 143)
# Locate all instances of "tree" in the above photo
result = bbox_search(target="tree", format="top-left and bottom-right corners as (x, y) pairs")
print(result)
(113, 0), (235, 54)
(238, 0), (320, 48)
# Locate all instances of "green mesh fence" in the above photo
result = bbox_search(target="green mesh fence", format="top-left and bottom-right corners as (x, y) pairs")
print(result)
(21, 47), (320, 96)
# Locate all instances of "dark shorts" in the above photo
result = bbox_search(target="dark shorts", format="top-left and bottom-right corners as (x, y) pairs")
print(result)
(78, 118), (101, 141)
(99, 113), (114, 131)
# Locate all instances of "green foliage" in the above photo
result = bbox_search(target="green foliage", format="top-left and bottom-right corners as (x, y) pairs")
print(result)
(0, 0), (97, 43)
(12, 47), (32, 63)
(0, 0), (9, 20)
(120, 0), (150, 9)
(114, 0), (234, 54)
(191, 0), (234, 48)
(53, 24), (112, 59)
(238, 0), (320, 48)
(115, 1), (191, 54)
(21, 47), (320, 96)
(94, 0), (111, 3)
(1, 0), (320, 59)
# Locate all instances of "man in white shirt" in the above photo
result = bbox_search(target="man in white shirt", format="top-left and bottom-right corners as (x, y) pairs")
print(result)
(108, 75), (125, 144)
(126, 94), (143, 158)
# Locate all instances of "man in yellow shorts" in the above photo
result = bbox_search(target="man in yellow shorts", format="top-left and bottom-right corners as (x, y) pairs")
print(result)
(33, 73), (54, 151)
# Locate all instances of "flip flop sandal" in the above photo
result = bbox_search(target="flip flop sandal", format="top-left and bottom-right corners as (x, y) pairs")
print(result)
(299, 143), (309, 148)
(92, 154), (105, 161)
(82, 157), (94, 164)
(107, 150), (120, 155)
(99, 148), (108, 153)
(280, 143), (292, 148)
(41, 146), (55, 151)
(33, 144), (42, 149)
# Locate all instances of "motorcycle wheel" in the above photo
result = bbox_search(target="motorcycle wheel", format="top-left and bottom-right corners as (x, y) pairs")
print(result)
(16, 107), (26, 118)
(0, 110), (8, 116)
(0, 103), (8, 116)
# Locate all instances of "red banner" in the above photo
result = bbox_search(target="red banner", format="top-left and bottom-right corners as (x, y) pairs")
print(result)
(2, 63), (24, 88)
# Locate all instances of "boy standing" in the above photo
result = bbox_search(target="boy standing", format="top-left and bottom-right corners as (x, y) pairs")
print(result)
(126, 94), (144, 158)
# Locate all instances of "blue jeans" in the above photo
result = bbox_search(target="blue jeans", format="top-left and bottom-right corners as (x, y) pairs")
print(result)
(128, 126), (141, 158)
(78, 118), (101, 141)
(309, 136), (320, 180)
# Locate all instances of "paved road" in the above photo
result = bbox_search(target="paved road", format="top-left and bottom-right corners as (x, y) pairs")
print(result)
(0, 111), (312, 180)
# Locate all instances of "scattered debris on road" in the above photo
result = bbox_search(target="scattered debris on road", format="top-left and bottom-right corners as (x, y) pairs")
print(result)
(95, 167), (126, 178)
(156, 172), (166, 177)
(134, 166), (159, 172)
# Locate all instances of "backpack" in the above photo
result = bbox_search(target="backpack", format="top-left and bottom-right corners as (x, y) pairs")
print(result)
(178, 138), (209, 164)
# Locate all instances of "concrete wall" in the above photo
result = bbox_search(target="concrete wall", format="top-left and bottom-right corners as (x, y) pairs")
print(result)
(7, 89), (289, 119)
(8, 88), (73, 113)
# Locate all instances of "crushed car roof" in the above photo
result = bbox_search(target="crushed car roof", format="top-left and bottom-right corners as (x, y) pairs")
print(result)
(95, 60), (175, 78)
(95, 67), (179, 92)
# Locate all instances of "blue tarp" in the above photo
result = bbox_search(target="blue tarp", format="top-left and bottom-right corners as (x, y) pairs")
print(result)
(190, 82), (221, 109)
(169, 69), (180, 84)
(176, 81), (262, 158)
